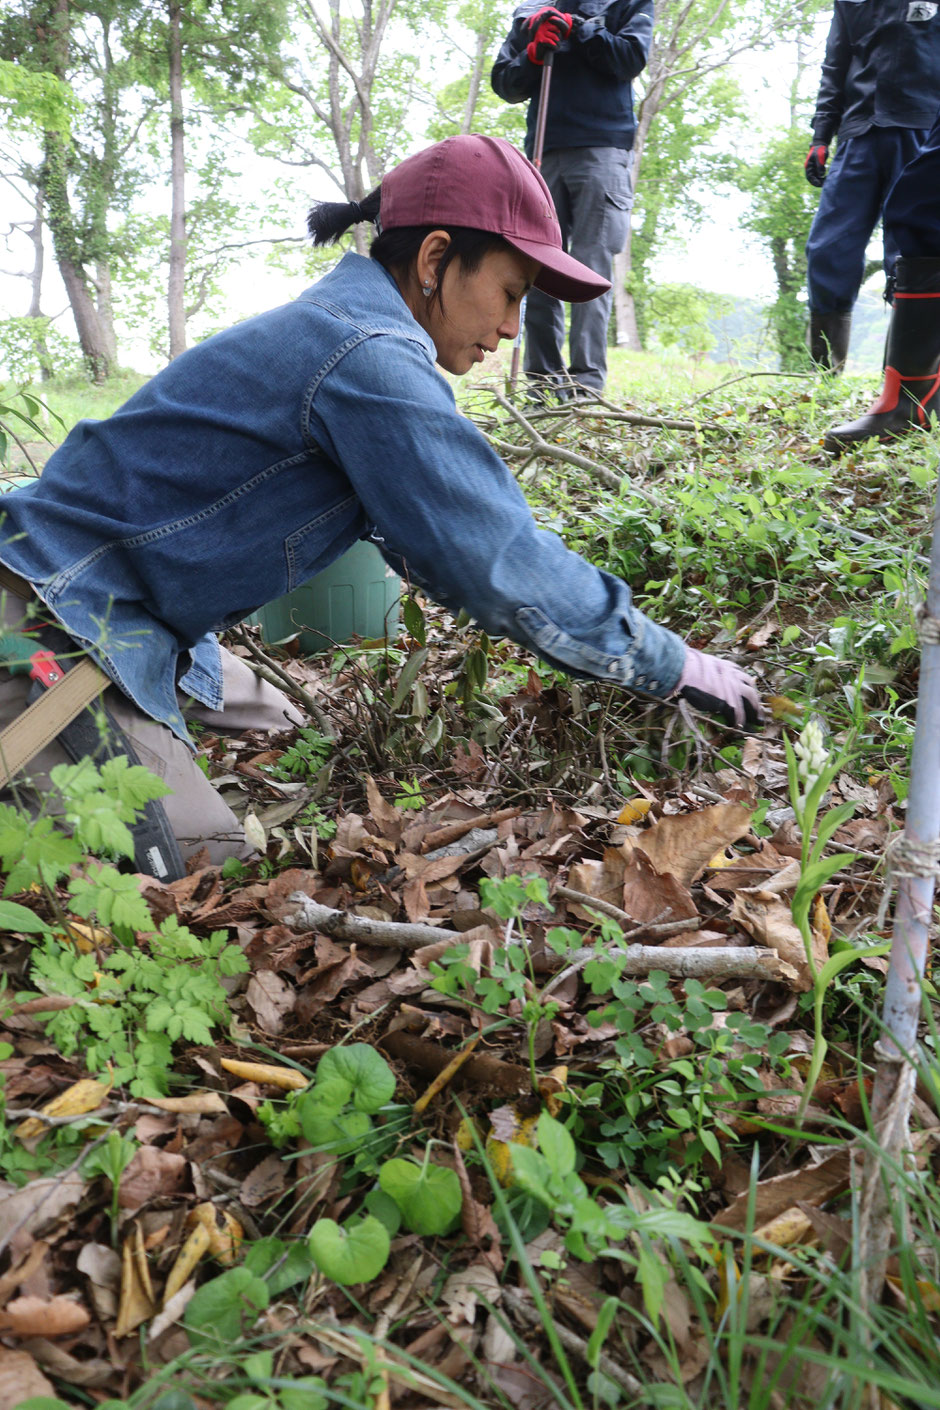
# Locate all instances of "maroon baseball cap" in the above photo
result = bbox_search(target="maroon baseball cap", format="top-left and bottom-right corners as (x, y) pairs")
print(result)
(379, 135), (610, 304)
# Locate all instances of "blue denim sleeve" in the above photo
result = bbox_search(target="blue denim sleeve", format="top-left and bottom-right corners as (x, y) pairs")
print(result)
(306, 333), (686, 698)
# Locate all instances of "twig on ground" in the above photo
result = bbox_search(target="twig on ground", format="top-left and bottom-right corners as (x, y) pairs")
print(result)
(487, 390), (659, 500)
(229, 626), (337, 740)
(540, 942), (797, 996)
(287, 895), (466, 949)
(502, 1287), (644, 1398)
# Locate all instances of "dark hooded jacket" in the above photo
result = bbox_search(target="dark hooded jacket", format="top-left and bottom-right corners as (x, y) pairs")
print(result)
(812, 0), (940, 144)
(490, 0), (653, 156)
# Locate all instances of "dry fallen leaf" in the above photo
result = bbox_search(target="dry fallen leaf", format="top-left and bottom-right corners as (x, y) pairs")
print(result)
(0, 1346), (56, 1408)
(731, 891), (812, 990)
(634, 804), (753, 888)
(220, 1058), (309, 1090)
(0, 1171), (85, 1250)
(0, 1295), (90, 1338)
(115, 1225), (157, 1338)
(162, 1222), (211, 1307)
(15, 1076), (112, 1142)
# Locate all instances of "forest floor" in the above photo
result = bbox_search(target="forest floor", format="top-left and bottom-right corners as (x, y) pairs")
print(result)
(1, 359), (939, 1410)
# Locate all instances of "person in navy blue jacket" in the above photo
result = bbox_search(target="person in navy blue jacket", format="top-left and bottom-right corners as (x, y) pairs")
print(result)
(491, 0), (652, 396)
(803, 0), (940, 374)
(824, 103), (940, 449)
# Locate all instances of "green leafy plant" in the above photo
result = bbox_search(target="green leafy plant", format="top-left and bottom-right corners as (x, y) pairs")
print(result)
(83, 1130), (139, 1243)
(784, 719), (889, 1123)
(267, 727), (332, 780)
(30, 917), (248, 1095)
(431, 873), (573, 1091)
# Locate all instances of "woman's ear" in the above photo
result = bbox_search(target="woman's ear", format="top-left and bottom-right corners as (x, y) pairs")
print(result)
(416, 230), (452, 292)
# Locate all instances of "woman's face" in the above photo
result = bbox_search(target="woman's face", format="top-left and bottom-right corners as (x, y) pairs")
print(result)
(417, 243), (540, 376)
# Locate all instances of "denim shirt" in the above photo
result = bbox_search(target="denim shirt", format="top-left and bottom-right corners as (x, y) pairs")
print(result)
(0, 253), (685, 748)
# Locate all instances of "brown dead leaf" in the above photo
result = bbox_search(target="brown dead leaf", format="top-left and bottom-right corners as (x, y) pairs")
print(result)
(730, 891), (812, 990)
(0, 1347), (55, 1408)
(0, 1295), (90, 1338)
(634, 804), (753, 887)
(713, 1150), (851, 1233)
(440, 1263), (501, 1325)
(0, 1171), (85, 1251)
(14, 1077), (111, 1143)
(620, 847), (698, 924)
(246, 970), (296, 1036)
(0, 1241), (49, 1309)
(118, 1145), (187, 1212)
(365, 776), (404, 843)
(452, 1142), (503, 1273)
(240, 1153), (288, 1208)
(77, 1242), (121, 1321)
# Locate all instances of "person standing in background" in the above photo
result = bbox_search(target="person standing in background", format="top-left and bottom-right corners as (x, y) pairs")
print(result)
(824, 104), (940, 449)
(803, 0), (940, 374)
(491, 0), (652, 398)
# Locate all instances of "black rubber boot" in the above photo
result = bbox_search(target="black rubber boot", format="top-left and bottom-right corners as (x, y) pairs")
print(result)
(808, 311), (852, 373)
(824, 257), (940, 453)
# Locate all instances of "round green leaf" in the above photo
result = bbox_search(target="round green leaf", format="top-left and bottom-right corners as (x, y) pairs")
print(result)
(308, 1214), (390, 1286)
(298, 1104), (371, 1154)
(315, 1043), (395, 1112)
(183, 1267), (269, 1350)
(378, 1157), (462, 1235)
(363, 1187), (402, 1236)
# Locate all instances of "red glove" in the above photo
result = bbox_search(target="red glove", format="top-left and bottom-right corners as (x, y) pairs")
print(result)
(526, 6), (572, 64)
(674, 647), (764, 730)
(804, 142), (829, 188)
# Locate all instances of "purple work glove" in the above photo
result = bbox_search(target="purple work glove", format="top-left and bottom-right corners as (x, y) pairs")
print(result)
(674, 646), (764, 730)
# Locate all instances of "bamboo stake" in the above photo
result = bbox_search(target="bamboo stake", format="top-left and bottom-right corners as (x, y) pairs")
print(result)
(857, 472), (940, 1320)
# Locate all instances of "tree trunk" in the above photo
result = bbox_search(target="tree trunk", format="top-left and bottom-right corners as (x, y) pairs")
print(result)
(39, 0), (111, 382)
(167, 0), (187, 360)
(461, 29), (488, 134)
(95, 261), (118, 368)
(22, 192), (55, 382)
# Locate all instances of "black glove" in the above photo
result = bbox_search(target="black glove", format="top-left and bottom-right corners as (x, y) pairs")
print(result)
(674, 647), (764, 730)
(525, 5), (572, 64)
(804, 141), (829, 188)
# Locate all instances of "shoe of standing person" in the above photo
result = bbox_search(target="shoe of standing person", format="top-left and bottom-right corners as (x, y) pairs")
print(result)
(824, 257), (940, 452)
(808, 311), (852, 373)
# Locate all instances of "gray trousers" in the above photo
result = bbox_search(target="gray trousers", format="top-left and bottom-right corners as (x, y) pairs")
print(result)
(0, 584), (304, 865)
(524, 146), (634, 391)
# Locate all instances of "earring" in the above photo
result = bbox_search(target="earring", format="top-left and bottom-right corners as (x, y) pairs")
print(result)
(422, 279), (432, 297)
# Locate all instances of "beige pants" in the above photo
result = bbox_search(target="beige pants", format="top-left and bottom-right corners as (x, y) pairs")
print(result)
(0, 586), (304, 865)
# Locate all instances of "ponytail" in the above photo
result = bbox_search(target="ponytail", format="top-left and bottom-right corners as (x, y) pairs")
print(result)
(307, 187), (381, 245)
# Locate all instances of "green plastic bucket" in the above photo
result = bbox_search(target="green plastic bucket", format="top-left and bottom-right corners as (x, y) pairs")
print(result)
(248, 540), (401, 655)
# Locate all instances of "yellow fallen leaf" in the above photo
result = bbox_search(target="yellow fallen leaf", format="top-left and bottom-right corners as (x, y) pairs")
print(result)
(485, 1107), (539, 1188)
(220, 1058), (309, 1090)
(15, 1077), (112, 1142)
(618, 798), (651, 825)
(706, 847), (736, 870)
(812, 893), (832, 954)
(454, 1116), (479, 1152)
(188, 1204), (243, 1266)
(885, 1274), (940, 1313)
(767, 695), (803, 721)
(115, 1224), (156, 1338)
(162, 1223), (211, 1307)
(60, 921), (111, 951)
(145, 1092), (228, 1114)
(714, 1249), (739, 1325)
(539, 1066), (568, 1117)
(753, 1205), (814, 1251)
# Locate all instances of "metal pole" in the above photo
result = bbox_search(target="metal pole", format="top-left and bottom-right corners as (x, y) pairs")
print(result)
(508, 51), (555, 393)
(857, 467), (940, 1308)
